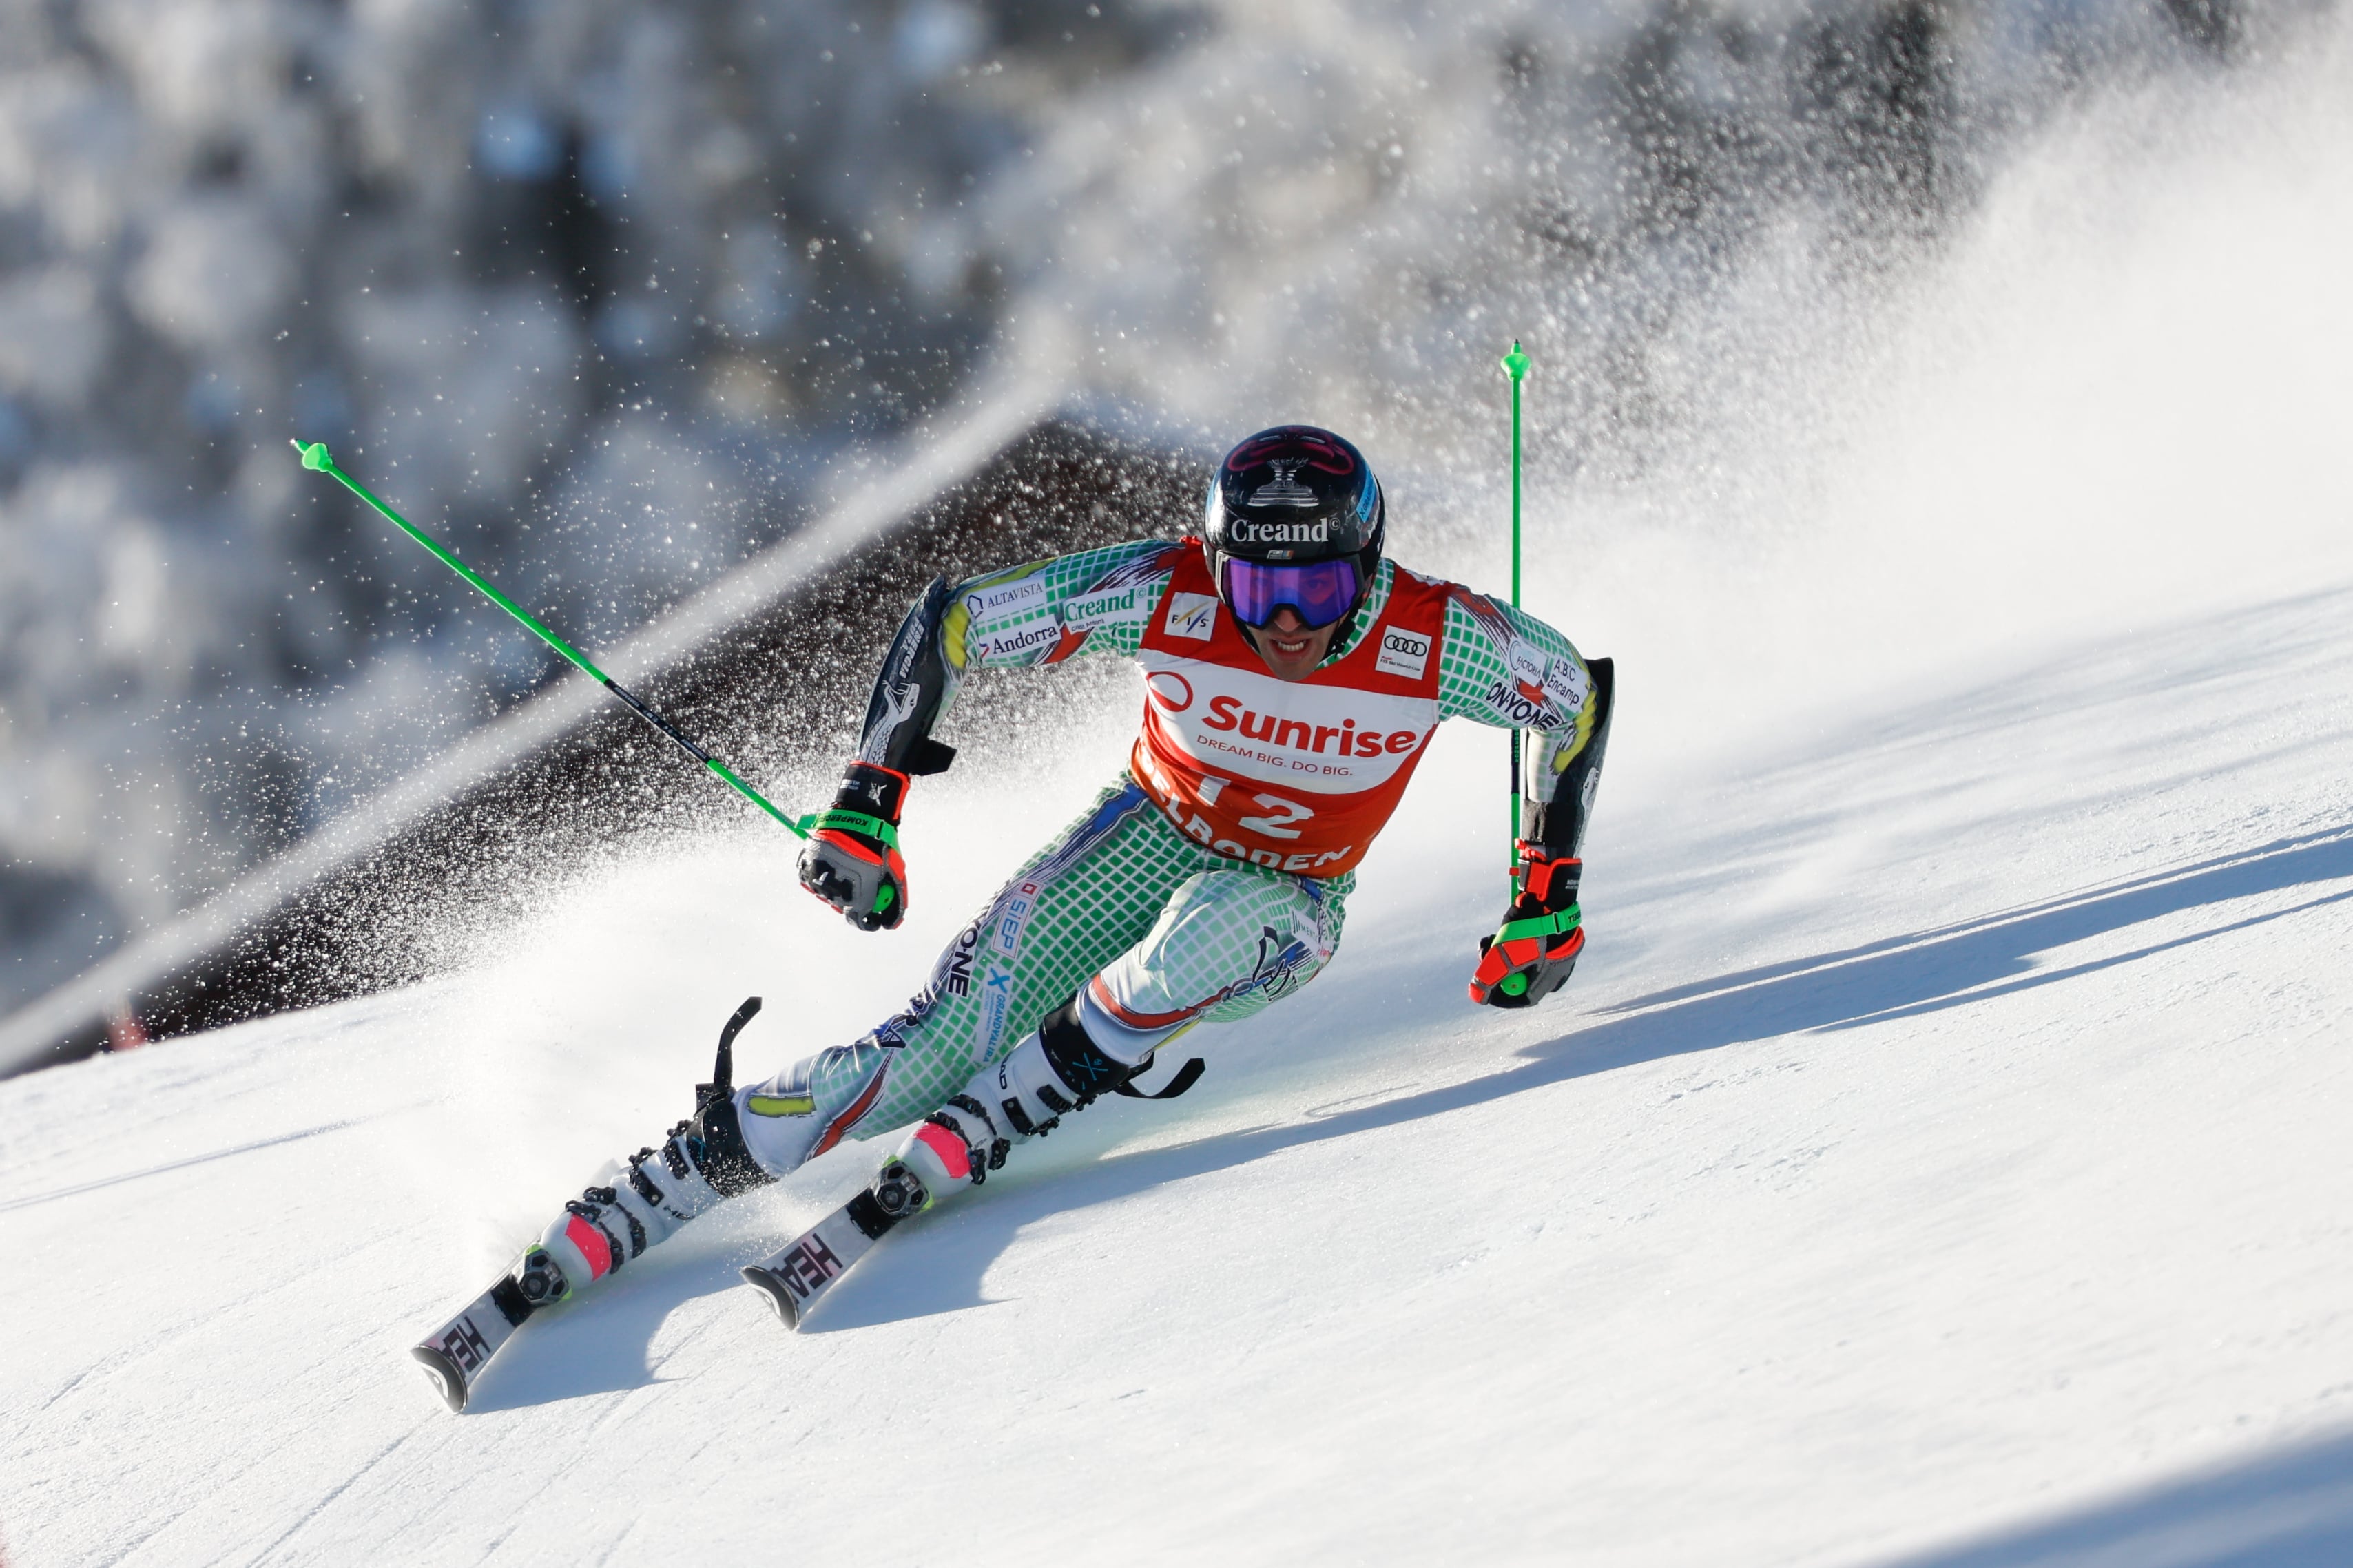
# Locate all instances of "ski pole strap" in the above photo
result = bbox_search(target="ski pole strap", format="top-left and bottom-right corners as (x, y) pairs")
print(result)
(805, 808), (900, 849)
(1495, 904), (1581, 945)
(1112, 1056), (1207, 1100)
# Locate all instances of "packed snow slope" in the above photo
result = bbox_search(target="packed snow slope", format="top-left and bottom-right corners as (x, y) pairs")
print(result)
(10, 28), (2353, 1568)
(6, 569), (2353, 1568)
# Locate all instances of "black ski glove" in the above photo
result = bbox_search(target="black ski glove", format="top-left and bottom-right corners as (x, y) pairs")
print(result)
(797, 762), (911, 931)
(1469, 844), (1584, 1008)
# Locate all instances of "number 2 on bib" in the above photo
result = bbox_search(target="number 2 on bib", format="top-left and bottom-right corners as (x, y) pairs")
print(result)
(1236, 792), (1314, 840)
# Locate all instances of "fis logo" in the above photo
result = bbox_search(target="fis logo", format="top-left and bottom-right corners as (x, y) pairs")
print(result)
(1164, 592), (1219, 641)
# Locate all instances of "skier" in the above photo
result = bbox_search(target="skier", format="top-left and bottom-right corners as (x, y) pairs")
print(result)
(516, 425), (1613, 1315)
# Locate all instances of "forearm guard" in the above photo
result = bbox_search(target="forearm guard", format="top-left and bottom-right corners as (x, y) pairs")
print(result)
(1520, 656), (1613, 855)
(853, 575), (960, 778)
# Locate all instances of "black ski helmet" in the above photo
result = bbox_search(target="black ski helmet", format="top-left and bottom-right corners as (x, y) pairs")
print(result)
(1204, 424), (1385, 567)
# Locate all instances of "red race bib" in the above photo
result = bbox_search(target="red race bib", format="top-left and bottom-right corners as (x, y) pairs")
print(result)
(1130, 543), (1447, 878)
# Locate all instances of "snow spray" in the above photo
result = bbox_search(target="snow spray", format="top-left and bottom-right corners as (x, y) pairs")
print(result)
(289, 439), (811, 840)
(1501, 339), (1530, 886)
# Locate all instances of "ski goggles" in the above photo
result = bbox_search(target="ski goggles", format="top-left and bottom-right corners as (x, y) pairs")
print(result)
(1214, 554), (1363, 630)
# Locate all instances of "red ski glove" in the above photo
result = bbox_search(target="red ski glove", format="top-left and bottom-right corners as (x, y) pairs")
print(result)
(1469, 845), (1584, 1008)
(798, 762), (912, 930)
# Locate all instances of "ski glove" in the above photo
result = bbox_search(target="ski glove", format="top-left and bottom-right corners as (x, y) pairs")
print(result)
(1469, 845), (1584, 1008)
(798, 762), (912, 931)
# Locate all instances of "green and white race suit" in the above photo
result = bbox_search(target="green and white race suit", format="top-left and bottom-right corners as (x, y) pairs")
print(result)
(733, 539), (1608, 1177)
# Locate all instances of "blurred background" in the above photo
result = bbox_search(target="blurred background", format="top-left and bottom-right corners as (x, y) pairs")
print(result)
(0, 0), (2325, 1067)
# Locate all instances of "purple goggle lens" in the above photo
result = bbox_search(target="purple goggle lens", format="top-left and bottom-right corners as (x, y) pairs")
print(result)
(1216, 554), (1362, 630)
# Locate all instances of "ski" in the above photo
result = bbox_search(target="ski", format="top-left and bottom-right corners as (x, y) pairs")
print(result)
(411, 1163), (910, 1415)
(740, 1159), (931, 1329)
(409, 1247), (568, 1413)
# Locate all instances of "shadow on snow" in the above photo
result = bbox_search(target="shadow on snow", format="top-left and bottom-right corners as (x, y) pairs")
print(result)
(809, 822), (2353, 1321)
(470, 824), (2353, 1405)
(1867, 1425), (2353, 1568)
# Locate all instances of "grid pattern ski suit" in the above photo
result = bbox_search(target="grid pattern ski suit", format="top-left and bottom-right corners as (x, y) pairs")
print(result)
(732, 539), (1599, 1180)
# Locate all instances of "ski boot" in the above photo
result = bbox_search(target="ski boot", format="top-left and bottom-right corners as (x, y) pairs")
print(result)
(895, 992), (1203, 1200)
(736, 994), (1204, 1329)
(534, 996), (778, 1301)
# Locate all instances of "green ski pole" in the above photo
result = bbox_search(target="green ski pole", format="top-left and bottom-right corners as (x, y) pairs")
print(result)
(289, 439), (810, 839)
(1501, 339), (1530, 892)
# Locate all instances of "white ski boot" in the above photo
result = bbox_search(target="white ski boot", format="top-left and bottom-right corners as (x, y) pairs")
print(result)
(896, 992), (1203, 1198)
(535, 996), (778, 1300)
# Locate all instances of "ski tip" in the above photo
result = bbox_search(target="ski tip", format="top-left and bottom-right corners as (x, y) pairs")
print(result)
(410, 1344), (473, 1413)
(740, 1265), (805, 1332)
